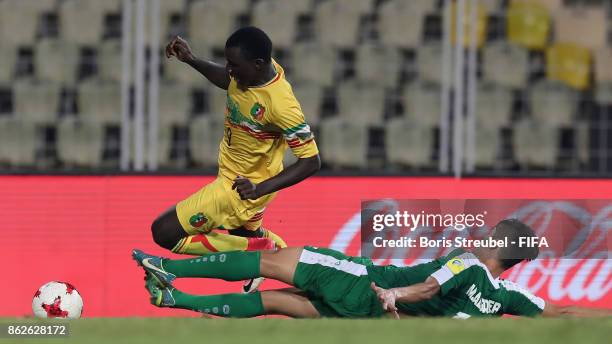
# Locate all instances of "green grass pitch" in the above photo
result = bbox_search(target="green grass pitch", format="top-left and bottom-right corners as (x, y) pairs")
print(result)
(2, 317), (611, 344)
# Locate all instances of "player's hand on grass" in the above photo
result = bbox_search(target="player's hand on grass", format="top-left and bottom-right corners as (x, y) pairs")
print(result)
(371, 282), (400, 319)
(232, 176), (260, 200)
(166, 36), (195, 63)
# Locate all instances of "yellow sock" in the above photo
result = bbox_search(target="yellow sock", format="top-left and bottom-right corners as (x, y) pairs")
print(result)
(262, 228), (287, 248)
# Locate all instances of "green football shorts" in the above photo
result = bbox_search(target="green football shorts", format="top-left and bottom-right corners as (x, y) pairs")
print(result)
(292, 246), (384, 318)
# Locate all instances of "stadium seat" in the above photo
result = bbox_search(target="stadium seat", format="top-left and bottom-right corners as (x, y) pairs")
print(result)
(314, 0), (374, 48)
(56, 117), (105, 168)
(35, 39), (80, 85)
(290, 42), (337, 87)
(595, 83), (612, 105)
(97, 39), (122, 83)
(506, 2), (550, 50)
(59, 0), (108, 45)
(13, 79), (61, 124)
(594, 48), (612, 84)
(416, 42), (445, 85)
(449, 1), (488, 48)
(473, 124), (501, 168)
(189, 115), (225, 167)
(252, 0), (301, 49)
(158, 82), (191, 127)
(163, 43), (210, 86)
(385, 118), (434, 168)
(483, 41), (529, 89)
(546, 43), (591, 90)
(0, 0), (55, 47)
(513, 117), (559, 168)
(0, 115), (38, 167)
(402, 80), (441, 127)
(77, 79), (122, 124)
(0, 43), (18, 83)
(188, 0), (248, 47)
(377, 0), (434, 48)
(355, 44), (402, 88)
(137, 0), (186, 44)
(208, 87), (228, 117)
(475, 82), (513, 129)
(554, 5), (607, 50)
(319, 117), (368, 168)
(291, 82), (324, 127)
(337, 81), (385, 126)
(530, 80), (578, 127)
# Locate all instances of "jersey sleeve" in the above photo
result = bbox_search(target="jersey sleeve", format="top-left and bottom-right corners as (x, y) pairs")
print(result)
(430, 256), (473, 296)
(501, 280), (545, 317)
(270, 94), (319, 159)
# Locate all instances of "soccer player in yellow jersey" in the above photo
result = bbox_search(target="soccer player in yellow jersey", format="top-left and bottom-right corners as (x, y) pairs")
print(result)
(152, 27), (320, 291)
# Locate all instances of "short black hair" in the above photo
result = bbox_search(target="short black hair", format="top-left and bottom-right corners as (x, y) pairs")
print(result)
(491, 219), (539, 270)
(225, 26), (272, 63)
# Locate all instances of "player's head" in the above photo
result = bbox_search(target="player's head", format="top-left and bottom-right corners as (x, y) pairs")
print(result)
(491, 219), (539, 270)
(225, 26), (273, 86)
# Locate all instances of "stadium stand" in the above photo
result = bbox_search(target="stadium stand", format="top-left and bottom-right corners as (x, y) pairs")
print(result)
(0, 0), (610, 174)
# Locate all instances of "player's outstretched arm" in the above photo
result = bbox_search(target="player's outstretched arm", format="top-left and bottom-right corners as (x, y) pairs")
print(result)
(542, 302), (612, 317)
(166, 36), (230, 90)
(232, 155), (321, 200)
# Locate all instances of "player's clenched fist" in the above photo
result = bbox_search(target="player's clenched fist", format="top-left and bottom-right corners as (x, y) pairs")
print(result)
(165, 36), (195, 62)
(232, 176), (260, 200)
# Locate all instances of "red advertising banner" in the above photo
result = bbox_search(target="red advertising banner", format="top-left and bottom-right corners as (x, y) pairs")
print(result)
(1, 176), (611, 317)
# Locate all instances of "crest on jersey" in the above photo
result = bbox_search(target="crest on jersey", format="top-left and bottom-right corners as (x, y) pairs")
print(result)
(447, 258), (466, 275)
(250, 102), (266, 120)
(189, 212), (208, 228)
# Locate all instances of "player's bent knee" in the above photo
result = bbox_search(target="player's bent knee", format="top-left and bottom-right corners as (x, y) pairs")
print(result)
(151, 217), (183, 250)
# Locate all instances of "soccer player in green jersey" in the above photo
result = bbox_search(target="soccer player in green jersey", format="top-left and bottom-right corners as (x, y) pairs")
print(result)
(132, 219), (611, 318)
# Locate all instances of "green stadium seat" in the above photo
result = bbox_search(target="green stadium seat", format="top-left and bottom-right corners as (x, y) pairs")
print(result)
(189, 114), (224, 168)
(355, 43), (402, 88)
(402, 80), (441, 128)
(475, 82), (513, 130)
(378, 0), (433, 48)
(337, 80), (385, 127)
(416, 42), (445, 85)
(385, 117), (435, 168)
(290, 42), (337, 87)
(483, 41), (529, 89)
(77, 79), (122, 125)
(35, 39), (80, 85)
(291, 82), (324, 127)
(530, 80), (578, 127)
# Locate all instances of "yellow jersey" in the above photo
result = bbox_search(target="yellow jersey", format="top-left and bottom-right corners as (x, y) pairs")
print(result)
(218, 60), (319, 184)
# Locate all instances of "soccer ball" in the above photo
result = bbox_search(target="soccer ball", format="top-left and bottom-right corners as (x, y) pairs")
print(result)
(32, 281), (83, 319)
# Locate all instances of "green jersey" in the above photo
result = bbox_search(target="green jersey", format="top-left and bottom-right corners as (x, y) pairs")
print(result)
(367, 249), (545, 318)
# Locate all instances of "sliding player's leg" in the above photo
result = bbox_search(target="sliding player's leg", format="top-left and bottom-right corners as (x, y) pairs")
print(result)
(147, 281), (320, 318)
(132, 247), (303, 287)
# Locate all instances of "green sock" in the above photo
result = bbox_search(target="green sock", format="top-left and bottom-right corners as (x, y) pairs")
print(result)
(162, 251), (260, 281)
(171, 290), (265, 318)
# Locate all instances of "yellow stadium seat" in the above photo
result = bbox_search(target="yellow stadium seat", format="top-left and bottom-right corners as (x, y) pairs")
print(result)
(449, 1), (488, 49)
(546, 43), (591, 90)
(507, 2), (550, 50)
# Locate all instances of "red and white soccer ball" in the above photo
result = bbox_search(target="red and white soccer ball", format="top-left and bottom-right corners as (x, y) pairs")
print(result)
(32, 282), (83, 319)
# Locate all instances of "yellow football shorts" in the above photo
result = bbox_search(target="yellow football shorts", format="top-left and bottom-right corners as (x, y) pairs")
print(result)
(175, 176), (276, 235)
